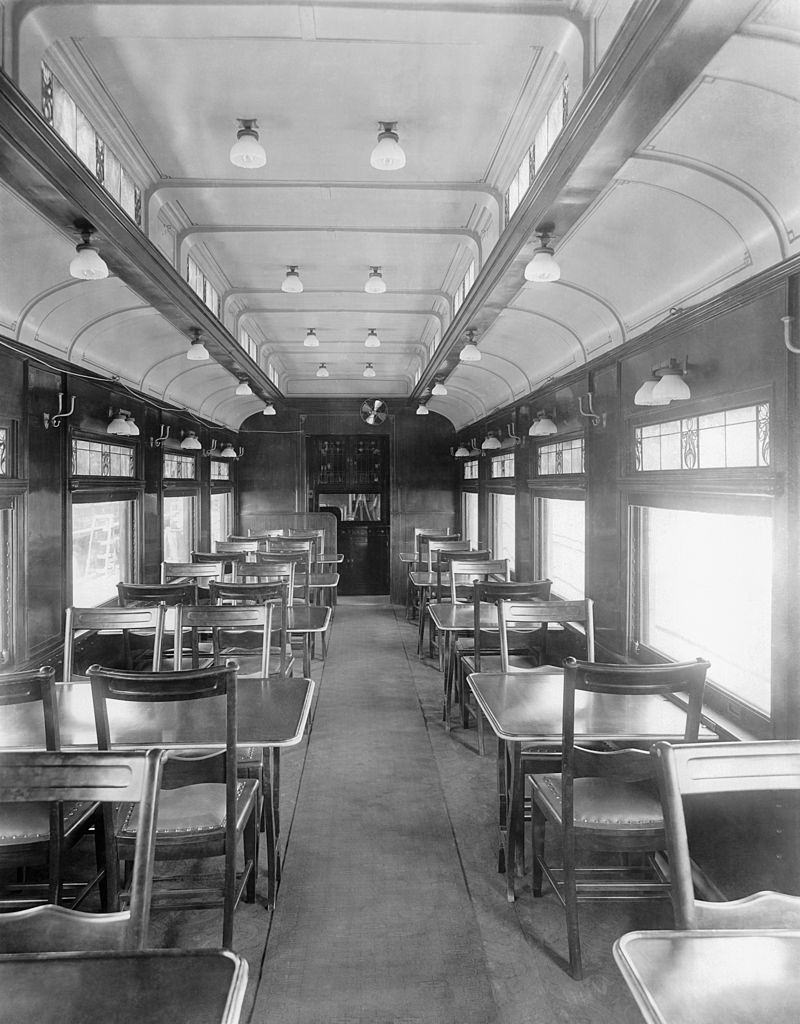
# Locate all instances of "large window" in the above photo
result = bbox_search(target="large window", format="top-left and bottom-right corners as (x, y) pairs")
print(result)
(0, 503), (15, 663)
(462, 491), (479, 549)
(631, 504), (772, 716)
(210, 491), (233, 547)
(72, 498), (135, 605)
(490, 493), (515, 572)
(536, 497), (585, 599)
(163, 495), (196, 562)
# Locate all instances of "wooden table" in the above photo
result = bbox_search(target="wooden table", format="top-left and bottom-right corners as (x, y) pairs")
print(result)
(0, 948), (248, 1024)
(2, 674), (314, 906)
(427, 602), (497, 727)
(467, 669), (715, 901)
(613, 929), (800, 1024)
(285, 604), (331, 677)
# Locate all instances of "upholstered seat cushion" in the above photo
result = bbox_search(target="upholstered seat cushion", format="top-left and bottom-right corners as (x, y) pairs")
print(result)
(532, 773), (663, 830)
(118, 779), (258, 837)
(0, 802), (95, 844)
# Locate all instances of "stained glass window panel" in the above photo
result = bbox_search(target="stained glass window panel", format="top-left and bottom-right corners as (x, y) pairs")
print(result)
(72, 439), (135, 478)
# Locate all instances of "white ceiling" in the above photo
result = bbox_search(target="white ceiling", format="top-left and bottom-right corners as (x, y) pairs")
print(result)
(1, 0), (798, 431)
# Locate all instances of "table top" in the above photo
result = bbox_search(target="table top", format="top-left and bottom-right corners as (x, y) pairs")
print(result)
(295, 573), (340, 588)
(408, 571), (450, 587)
(2, 675), (314, 751)
(613, 930), (800, 1024)
(399, 551), (418, 563)
(285, 605), (331, 633)
(0, 948), (248, 1024)
(317, 553), (344, 564)
(427, 601), (496, 632)
(467, 669), (709, 742)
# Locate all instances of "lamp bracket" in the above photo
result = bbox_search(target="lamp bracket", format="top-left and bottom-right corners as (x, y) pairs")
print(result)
(203, 439), (219, 457)
(781, 316), (800, 355)
(148, 424), (170, 448)
(652, 356), (689, 378)
(578, 392), (605, 428)
(43, 392), (75, 429)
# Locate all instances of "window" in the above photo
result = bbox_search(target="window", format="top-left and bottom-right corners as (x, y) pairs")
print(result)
(463, 459), (479, 481)
(631, 504), (772, 716)
(634, 403), (770, 472)
(536, 497), (585, 599)
(239, 327), (258, 361)
(72, 439), (135, 478)
(490, 453), (514, 479)
(186, 255), (221, 318)
(0, 503), (15, 663)
(210, 459), (230, 481)
(504, 76), (568, 221)
(41, 63), (142, 226)
(163, 495), (196, 562)
(490, 493), (515, 572)
(537, 437), (584, 476)
(210, 491), (233, 547)
(0, 427), (7, 477)
(453, 259), (476, 315)
(72, 498), (135, 605)
(163, 453), (197, 480)
(462, 491), (479, 550)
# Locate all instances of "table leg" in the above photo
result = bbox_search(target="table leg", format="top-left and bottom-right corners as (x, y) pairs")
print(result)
(505, 741), (524, 902)
(497, 736), (507, 874)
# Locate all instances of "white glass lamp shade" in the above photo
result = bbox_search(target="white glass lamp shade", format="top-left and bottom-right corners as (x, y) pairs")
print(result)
(528, 414), (557, 436)
(186, 337), (210, 361)
(370, 124), (406, 170)
(524, 242), (561, 283)
(365, 329), (381, 347)
(125, 416), (140, 436)
(652, 369), (691, 403)
(459, 341), (481, 362)
(363, 364), (376, 378)
(107, 413), (130, 435)
(262, 403), (276, 416)
(69, 238), (109, 280)
(431, 381), (447, 396)
(220, 443), (238, 459)
(304, 329), (319, 348)
(281, 267), (303, 293)
(316, 364), (329, 378)
(633, 376), (667, 406)
(229, 123), (266, 169)
(454, 444), (470, 458)
(481, 434), (502, 451)
(180, 431), (202, 450)
(416, 403), (429, 415)
(235, 380), (253, 397)
(364, 268), (386, 294)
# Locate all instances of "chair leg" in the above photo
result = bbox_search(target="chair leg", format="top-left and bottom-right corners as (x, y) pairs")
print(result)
(244, 805), (258, 904)
(530, 800), (545, 897)
(563, 834), (583, 981)
(417, 595), (427, 656)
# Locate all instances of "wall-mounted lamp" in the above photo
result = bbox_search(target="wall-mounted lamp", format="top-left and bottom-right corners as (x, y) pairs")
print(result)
(634, 357), (690, 406)
(107, 408), (139, 436)
(262, 402), (276, 416)
(481, 430), (502, 451)
(220, 442), (243, 459)
(43, 393), (75, 430)
(180, 430), (202, 451)
(148, 424), (170, 448)
(578, 393), (606, 427)
(453, 442), (471, 458)
(528, 410), (558, 436)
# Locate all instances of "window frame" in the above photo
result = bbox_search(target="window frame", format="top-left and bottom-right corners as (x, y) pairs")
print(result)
(69, 486), (143, 605)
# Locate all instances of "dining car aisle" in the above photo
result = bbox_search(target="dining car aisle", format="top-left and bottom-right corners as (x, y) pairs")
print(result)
(251, 596), (499, 1024)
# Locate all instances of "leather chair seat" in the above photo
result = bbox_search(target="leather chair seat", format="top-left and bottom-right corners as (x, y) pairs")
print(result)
(118, 779), (258, 836)
(0, 802), (94, 844)
(533, 773), (663, 829)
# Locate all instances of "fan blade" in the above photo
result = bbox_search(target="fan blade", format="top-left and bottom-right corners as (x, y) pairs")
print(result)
(365, 414), (377, 425)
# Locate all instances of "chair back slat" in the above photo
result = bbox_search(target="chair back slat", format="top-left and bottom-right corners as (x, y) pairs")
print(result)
(175, 603), (275, 678)
(0, 667), (59, 749)
(416, 531), (458, 565)
(426, 540), (471, 572)
(496, 598), (595, 666)
(0, 749), (165, 952)
(64, 605), (166, 681)
(117, 582), (197, 607)
(653, 738), (800, 929)
(448, 558), (509, 604)
(161, 561), (226, 584)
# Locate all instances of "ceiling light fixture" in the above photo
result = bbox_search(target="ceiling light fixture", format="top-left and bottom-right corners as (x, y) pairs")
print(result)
(316, 363), (329, 378)
(431, 379), (447, 396)
(363, 362), (376, 378)
(365, 266), (386, 294)
(524, 230), (561, 283)
(528, 410), (558, 436)
(635, 358), (691, 406)
(69, 226), (109, 280)
(229, 118), (266, 169)
(365, 328), (381, 347)
(304, 328), (319, 347)
(281, 266), (303, 293)
(180, 430), (202, 451)
(262, 402), (276, 416)
(416, 402), (429, 416)
(481, 431), (502, 451)
(186, 327), (210, 361)
(235, 379), (253, 397)
(370, 121), (406, 170)
(459, 328), (482, 362)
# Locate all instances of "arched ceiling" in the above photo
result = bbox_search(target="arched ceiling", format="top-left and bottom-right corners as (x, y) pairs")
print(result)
(0, 0), (797, 432)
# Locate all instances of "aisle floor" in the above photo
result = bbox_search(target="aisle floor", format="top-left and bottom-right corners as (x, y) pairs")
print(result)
(150, 597), (667, 1023)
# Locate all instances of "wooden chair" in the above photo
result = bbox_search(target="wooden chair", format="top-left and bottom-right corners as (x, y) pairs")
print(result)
(209, 580), (293, 679)
(88, 661), (259, 949)
(422, 555), (507, 667)
(416, 547), (485, 659)
(215, 540), (260, 562)
(117, 581), (198, 669)
(406, 530), (458, 620)
(0, 749), (166, 953)
(192, 549), (242, 580)
(161, 560), (226, 587)
(255, 550), (308, 605)
(63, 605), (166, 680)
(527, 656), (709, 979)
(653, 738), (800, 929)
(454, 579), (553, 734)
(0, 667), (104, 912)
